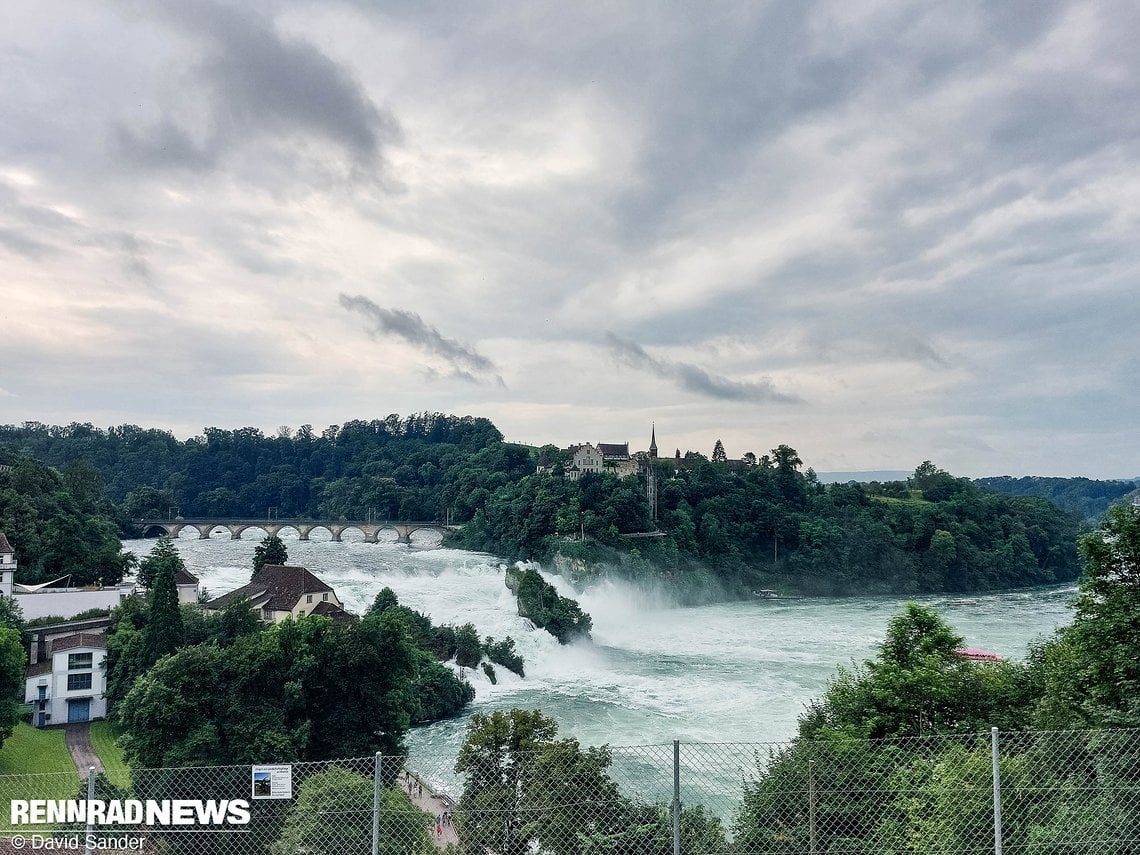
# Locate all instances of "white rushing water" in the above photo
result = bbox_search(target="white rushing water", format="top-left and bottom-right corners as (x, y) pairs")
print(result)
(123, 534), (1076, 764)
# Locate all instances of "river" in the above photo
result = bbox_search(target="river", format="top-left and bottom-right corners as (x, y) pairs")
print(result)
(122, 533), (1076, 795)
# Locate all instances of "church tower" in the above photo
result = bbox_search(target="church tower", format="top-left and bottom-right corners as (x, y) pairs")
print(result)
(645, 425), (658, 522)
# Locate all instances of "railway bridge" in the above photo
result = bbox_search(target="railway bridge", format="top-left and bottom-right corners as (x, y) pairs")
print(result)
(137, 518), (459, 545)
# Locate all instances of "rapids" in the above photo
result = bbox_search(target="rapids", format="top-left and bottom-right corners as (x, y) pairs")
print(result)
(122, 534), (1075, 768)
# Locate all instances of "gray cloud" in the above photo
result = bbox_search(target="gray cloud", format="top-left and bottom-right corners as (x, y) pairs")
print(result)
(605, 333), (801, 403)
(2, 1), (1139, 478)
(116, 0), (398, 170)
(339, 294), (502, 384)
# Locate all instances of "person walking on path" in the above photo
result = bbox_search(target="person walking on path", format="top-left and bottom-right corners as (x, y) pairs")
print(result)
(404, 773), (458, 848)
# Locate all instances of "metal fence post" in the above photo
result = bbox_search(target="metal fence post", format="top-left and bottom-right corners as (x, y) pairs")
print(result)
(672, 740), (681, 855)
(808, 758), (817, 855)
(991, 727), (1003, 855)
(85, 766), (95, 855)
(372, 752), (382, 855)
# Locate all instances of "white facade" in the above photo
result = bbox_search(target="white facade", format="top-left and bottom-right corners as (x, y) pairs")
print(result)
(0, 539), (16, 598)
(568, 444), (605, 481)
(25, 636), (108, 727)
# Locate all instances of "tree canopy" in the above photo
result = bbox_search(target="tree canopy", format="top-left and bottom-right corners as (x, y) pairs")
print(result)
(0, 455), (131, 585)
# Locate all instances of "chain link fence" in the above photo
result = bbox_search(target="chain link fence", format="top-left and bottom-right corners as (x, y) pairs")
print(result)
(0, 729), (1136, 854)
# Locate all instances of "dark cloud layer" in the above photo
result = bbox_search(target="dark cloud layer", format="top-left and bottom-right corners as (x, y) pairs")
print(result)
(340, 294), (501, 384)
(605, 333), (801, 404)
(116, 0), (398, 171)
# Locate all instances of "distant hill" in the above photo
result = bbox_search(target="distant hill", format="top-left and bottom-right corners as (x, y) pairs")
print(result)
(815, 470), (911, 484)
(973, 475), (1139, 520)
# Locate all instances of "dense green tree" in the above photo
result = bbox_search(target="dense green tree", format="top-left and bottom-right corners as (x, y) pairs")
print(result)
(369, 586), (399, 614)
(0, 626), (26, 750)
(120, 612), (423, 767)
(0, 456), (131, 585)
(711, 439), (727, 463)
(454, 710), (560, 855)
(270, 769), (429, 855)
(252, 533), (288, 577)
(140, 541), (184, 664)
(800, 604), (1036, 740)
(484, 636), (525, 677)
(1035, 503), (1140, 727)
(455, 709), (726, 855)
(0, 596), (23, 635)
(506, 567), (592, 643)
(454, 623), (482, 668)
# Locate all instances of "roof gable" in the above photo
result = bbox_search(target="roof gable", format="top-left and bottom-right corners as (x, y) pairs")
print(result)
(207, 565), (332, 613)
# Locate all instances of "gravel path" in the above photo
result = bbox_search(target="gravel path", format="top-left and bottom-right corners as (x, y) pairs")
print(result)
(65, 722), (104, 777)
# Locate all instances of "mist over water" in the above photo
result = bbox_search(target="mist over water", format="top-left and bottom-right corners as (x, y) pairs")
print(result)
(124, 534), (1076, 770)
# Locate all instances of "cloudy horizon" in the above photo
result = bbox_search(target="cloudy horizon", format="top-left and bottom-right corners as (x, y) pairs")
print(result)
(2, 1), (1138, 479)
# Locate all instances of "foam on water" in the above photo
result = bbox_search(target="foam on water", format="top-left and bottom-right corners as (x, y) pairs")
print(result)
(123, 536), (1076, 756)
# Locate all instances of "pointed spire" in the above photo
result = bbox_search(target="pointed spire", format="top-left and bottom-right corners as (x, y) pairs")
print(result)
(649, 423), (658, 458)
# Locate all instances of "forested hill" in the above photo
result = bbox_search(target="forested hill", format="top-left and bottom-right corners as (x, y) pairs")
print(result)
(0, 415), (517, 521)
(973, 475), (1138, 520)
(0, 418), (1083, 596)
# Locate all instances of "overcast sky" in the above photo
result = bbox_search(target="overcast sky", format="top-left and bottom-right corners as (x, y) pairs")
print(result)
(2, 1), (1138, 478)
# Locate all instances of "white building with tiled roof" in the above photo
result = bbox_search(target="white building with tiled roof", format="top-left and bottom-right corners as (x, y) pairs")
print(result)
(25, 628), (108, 726)
(204, 564), (352, 624)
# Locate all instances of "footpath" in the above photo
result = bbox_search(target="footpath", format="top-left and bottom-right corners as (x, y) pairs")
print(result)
(402, 771), (458, 848)
(65, 722), (104, 776)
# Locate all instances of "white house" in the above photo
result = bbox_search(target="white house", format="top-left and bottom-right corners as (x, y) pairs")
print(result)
(25, 630), (108, 726)
(204, 564), (353, 624)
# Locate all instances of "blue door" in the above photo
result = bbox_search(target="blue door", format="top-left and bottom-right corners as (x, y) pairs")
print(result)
(67, 699), (90, 723)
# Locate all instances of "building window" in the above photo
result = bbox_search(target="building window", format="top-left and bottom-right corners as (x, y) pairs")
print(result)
(322, 593), (328, 601)
(67, 673), (93, 692)
(306, 594), (312, 604)
(37, 686), (46, 700)
(68, 652), (93, 670)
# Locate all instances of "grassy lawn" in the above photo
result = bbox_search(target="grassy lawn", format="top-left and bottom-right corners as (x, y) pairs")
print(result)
(89, 720), (131, 789)
(0, 723), (80, 803)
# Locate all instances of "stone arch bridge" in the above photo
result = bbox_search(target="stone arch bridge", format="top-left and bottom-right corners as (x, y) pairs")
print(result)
(138, 518), (460, 545)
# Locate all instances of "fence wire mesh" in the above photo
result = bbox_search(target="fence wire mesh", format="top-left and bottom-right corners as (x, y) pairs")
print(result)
(0, 729), (1136, 854)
